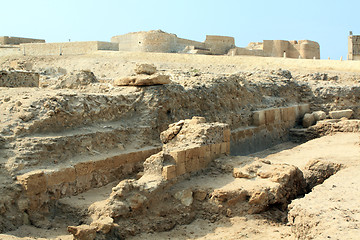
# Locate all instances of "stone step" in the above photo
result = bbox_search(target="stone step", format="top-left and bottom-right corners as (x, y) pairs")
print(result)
(8, 122), (153, 169)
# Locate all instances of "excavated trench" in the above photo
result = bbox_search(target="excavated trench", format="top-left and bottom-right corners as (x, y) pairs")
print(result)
(1, 64), (360, 239)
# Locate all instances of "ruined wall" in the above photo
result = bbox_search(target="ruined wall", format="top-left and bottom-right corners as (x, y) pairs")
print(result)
(204, 35), (235, 55)
(0, 70), (39, 87)
(228, 47), (264, 56)
(263, 40), (320, 59)
(112, 31), (233, 54)
(0, 36), (45, 45)
(231, 104), (310, 155)
(19, 41), (119, 56)
(348, 35), (360, 60)
(0, 46), (22, 57)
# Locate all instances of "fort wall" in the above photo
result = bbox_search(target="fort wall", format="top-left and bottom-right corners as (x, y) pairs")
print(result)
(0, 36), (45, 45)
(263, 40), (320, 59)
(19, 41), (119, 56)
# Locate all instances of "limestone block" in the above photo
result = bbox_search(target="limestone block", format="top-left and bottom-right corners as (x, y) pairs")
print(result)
(313, 111), (326, 121)
(162, 165), (177, 180)
(169, 150), (186, 164)
(265, 109), (275, 124)
(190, 157), (200, 172)
(134, 63), (157, 75)
(236, 129), (245, 139)
(17, 170), (47, 195)
(186, 147), (200, 161)
(302, 113), (316, 128)
(74, 161), (95, 176)
(203, 145), (212, 164)
(176, 162), (186, 176)
(274, 108), (281, 123)
(298, 104), (311, 117)
(45, 167), (76, 187)
(287, 106), (296, 121)
(223, 128), (231, 142)
(329, 109), (353, 119)
(113, 74), (171, 86)
(220, 142), (229, 154)
(253, 110), (265, 126)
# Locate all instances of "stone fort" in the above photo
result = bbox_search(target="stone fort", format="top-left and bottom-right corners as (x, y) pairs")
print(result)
(0, 30), (320, 59)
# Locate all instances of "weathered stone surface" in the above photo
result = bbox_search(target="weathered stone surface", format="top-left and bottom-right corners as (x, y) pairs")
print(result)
(134, 63), (157, 75)
(113, 74), (171, 86)
(56, 70), (97, 89)
(312, 111), (326, 121)
(174, 189), (193, 206)
(329, 109), (353, 119)
(68, 225), (97, 240)
(0, 70), (39, 87)
(302, 113), (315, 128)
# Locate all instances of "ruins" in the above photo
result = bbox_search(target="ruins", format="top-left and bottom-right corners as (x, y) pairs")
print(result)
(1, 30), (320, 59)
(348, 31), (360, 60)
(0, 31), (359, 240)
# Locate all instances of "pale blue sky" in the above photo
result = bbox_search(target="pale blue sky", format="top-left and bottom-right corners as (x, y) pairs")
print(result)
(1, 0), (359, 59)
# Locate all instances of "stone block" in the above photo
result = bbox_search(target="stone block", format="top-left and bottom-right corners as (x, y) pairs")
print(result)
(186, 147), (200, 161)
(45, 167), (76, 187)
(265, 109), (275, 124)
(176, 162), (186, 176)
(170, 150), (186, 164)
(287, 106), (296, 121)
(253, 110), (265, 126)
(215, 143), (222, 155)
(313, 111), (326, 121)
(223, 128), (231, 142)
(220, 142), (230, 154)
(236, 129), (245, 139)
(17, 170), (47, 195)
(274, 108), (281, 123)
(302, 113), (315, 128)
(329, 109), (353, 119)
(203, 145), (212, 164)
(162, 165), (177, 180)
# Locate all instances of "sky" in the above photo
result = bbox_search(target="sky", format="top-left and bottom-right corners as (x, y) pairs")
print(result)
(1, 0), (359, 60)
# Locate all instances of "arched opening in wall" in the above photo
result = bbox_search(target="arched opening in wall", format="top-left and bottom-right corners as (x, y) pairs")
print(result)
(283, 51), (287, 58)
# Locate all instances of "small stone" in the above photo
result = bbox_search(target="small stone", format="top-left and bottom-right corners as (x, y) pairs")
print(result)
(174, 189), (193, 206)
(302, 113), (315, 128)
(134, 63), (157, 75)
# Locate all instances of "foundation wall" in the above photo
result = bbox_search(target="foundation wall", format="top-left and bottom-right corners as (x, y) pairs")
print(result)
(0, 70), (39, 87)
(230, 104), (310, 155)
(16, 147), (161, 211)
(162, 127), (231, 180)
(0, 46), (22, 57)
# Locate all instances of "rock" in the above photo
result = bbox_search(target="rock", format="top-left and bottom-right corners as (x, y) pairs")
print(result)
(19, 111), (35, 122)
(174, 189), (193, 206)
(302, 113), (315, 128)
(68, 225), (97, 240)
(135, 63), (157, 75)
(90, 217), (114, 234)
(113, 74), (171, 86)
(160, 120), (184, 144)
(193, 189), (207, 201)
(233, 168), (252, 178)
(303, 159), (342, 190)
(56, 70), (98, 89)
(312, 111), (326, 121)
(329, 109), (353, 119)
